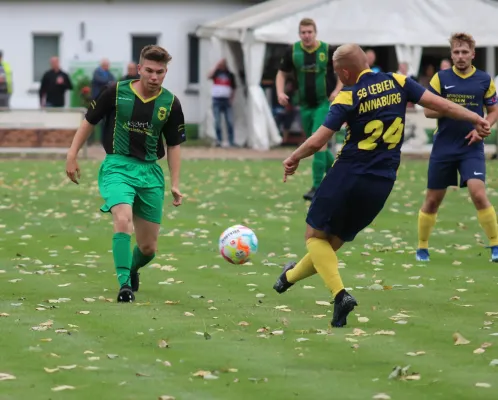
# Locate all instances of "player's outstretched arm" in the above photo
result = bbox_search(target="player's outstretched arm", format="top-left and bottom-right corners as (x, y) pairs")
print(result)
(417, 91), (491, 136)
(65, 119), (94, 184)
(283, 125), (335, 181)
(423, 107), (443, 119)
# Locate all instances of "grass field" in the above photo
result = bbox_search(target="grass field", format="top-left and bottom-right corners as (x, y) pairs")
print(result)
(1, 157), (498, 400)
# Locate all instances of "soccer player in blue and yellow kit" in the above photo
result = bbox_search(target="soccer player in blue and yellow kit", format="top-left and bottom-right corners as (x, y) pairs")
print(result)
(416, 33), (498, 262)
(272, 44), (490, 327)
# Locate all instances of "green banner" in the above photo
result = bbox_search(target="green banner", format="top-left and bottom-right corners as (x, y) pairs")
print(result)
(68, 61), (124, 108)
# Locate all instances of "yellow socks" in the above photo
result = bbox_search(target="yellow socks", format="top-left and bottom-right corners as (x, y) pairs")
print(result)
(306, 237), (344, 297)
(477, 206), (498, 246)
(418, 210), (437, 249)
(286, 253), (316, 283)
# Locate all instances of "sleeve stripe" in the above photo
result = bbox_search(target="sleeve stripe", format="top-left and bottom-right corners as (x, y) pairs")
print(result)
(392, 73), (407, 87)
(332, 91), (353, 106)
(485, 77), (496, 99)
(429, 73), (441, 94)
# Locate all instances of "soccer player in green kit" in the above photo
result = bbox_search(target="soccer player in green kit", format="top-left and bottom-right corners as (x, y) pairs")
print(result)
(276, 18), (342, 201)
(65, 45), (186, 303)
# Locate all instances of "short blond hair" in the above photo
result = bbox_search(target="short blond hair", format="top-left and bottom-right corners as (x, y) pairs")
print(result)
(299, 18), (316, 32)
(140, 45), (172, 65)
(449, 32), (476, 50)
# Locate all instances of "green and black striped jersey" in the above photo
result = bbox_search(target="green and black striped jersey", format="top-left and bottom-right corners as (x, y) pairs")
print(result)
(85, 79), (186, 161)
(279, 41), (336, 108)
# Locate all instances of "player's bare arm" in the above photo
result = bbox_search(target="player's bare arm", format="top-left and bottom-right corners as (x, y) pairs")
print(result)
(167, 144), (182, 206)
(276, 70), (291, 106)
(418, 90), (490, 137)
(485, 103), (498, 126)
(423, 107), (443, 119)
(65, 119), (94, 184)
(329, 80), (343, 101)
(283, 125), (335, 181)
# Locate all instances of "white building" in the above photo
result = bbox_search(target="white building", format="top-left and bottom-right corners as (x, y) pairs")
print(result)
(0, 0), (261, 123)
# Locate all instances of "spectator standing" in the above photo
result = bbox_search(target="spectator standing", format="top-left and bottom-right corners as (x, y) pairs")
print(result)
(366, 49), (381, 72)
(39, 57), (73, 107)
(440, 59), (451, 70)
(0, 50), (12, 108)
(208, 59), (236, 147)
(91, 59), (115, 99)
(121, 62), (139, 80)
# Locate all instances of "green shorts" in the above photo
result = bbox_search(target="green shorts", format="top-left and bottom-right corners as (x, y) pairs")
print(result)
(98, 154), (165, 224)
(300, 101), (331, 137)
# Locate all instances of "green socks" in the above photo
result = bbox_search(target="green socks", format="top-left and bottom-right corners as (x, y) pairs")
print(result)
(312, 150), (334, 188)
(131, 245), (155, 273)
(113, 233), (132, 287)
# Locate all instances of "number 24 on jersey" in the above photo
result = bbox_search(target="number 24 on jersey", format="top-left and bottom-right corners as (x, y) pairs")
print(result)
(358, 117), (404, 151)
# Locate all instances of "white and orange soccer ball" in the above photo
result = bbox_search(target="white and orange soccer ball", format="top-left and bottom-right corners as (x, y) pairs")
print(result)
(219, 225), (258, 265)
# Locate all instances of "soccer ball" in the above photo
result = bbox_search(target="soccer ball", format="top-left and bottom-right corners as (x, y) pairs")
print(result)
(219, 225), (258, 265)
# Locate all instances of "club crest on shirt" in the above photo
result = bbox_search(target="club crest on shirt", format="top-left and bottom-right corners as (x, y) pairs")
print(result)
(158, 106), (167, 121)
(319, 52), (326, 62)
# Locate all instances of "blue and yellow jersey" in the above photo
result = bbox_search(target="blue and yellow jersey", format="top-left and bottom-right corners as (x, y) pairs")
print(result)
(323, 69), (426, 180)
(429, 66), (497, 158)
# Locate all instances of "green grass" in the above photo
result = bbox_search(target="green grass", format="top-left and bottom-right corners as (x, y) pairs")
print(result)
(1, 158), (498, 400)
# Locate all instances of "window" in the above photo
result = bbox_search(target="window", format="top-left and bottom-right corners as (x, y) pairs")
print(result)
(33, 34), (59, 82)
(131, 35), (158, 64)
(188, 33), (200, 85)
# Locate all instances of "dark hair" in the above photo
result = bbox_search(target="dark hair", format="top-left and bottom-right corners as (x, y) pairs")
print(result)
(139, 45), (172, 65)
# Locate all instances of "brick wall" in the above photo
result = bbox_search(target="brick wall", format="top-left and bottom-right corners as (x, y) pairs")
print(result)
(0, 129), (74, 147)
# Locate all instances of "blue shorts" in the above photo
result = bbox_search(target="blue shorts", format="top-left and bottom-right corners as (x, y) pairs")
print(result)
(427, 157), (485, 189)
(306, 163), (395, 242)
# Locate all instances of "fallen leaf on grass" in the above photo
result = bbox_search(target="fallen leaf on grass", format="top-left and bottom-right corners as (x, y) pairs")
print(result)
(358, 317), (369, 323)
(193, 370), (218, 380)
(456, 289), (468, 292)
(453, 332), (470, 345)
(77, 311), (90, 315)
(158, 396), (176, 400)
(315, 301), (331, 306)
(475, 382), (491, 388)
(83, 298), (95, 303)
(473, 348), (485, 354)
(485, 312), (498, 316)
(238, 321), (250, 326)
(158, 340), (169, 349)
(44, 367), (59, 373)
(489, 359), (498, 366)
(184, 312), (194, 317)
(373, 394), (391, 400)
(0, 313), (9, 317)
(0, 373), (16, 381)
(59, 365), (77, 370)
(406, 351), (426, 357)
(51, 385), (75, 391)
(374, 330), (395, 336)
(296, 338), (309, 342)
(107, 354), (119, 359)
(164, 300), (180, 305)
(450, 296), (460, 301)
(136, 372), (150, 377)
(313, 315), (327, 319)
(271, 330), (284, 336)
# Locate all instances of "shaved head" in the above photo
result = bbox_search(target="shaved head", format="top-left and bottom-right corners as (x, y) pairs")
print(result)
(333, 44), (370, 86)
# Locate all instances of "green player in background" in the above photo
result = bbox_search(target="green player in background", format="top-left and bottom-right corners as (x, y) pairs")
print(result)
(276, 18), (342, 201)
(65, 45), (186, 303)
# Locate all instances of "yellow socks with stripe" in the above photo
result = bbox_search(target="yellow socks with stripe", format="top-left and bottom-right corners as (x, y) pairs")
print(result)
(477, 206), (498, 246)
(112, 233), (132, 287)
(286, 253), (316, 283)
(417, 210), (437, 249)
(306, 238), (344, 297)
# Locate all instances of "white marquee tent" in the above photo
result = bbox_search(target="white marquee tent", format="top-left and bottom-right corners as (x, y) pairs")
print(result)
(196, 0), (498, 150)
